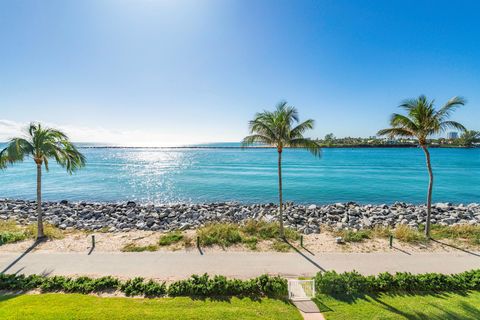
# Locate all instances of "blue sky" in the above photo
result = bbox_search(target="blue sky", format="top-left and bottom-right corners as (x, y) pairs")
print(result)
(1, 0), (479, 145)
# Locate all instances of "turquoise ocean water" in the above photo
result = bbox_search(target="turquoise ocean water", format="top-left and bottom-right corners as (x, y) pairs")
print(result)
(0, 144), (479, 204)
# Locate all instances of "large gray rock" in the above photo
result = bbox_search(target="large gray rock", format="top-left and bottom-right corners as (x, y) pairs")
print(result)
(0, 199), (478, 235)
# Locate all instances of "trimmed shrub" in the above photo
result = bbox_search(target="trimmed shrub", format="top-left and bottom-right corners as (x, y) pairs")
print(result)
(121, 277), (145, 296)
(40, 276), (69, 292)
(91, 276), (121, 292)
(2, 273), (284, 298)
(143, 279), (168, 297)
(315, 269), (480, 295)
(11, 270), (480, 299)
(255, 274), (288, 298)
(62, 276), (121, 294)
(121, 277), (167, 297)
(315, 271), (348, 295)
(0, 274), (44, 291)
(167, 274), (287, 298)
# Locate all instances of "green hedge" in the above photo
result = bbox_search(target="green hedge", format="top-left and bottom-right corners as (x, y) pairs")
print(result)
(0, 273), (287, 298)
(121, 277), (167, 297)
(6, 270), (477, 298)
(315, 269), (480, 295)
(167, 274), (287, 298)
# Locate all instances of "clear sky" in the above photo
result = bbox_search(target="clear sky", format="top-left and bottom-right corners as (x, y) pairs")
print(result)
(1, 0), (479, 146)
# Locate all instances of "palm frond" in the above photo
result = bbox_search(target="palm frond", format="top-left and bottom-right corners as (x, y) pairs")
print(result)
(290, 119), (315, 138)
(400, 95), (427, 113)
(390, 114), (418, 131)
(249, 118), (277, 140)
(288, 138), (322, 157)
(0, 138), (34, 164)
(439, 121), (467, 133)
(377, 128), (415, 139)
(28, 122), (38, 137)
(241, 134), (274, 147)
(435, 96), (466, 120)
(275, 101), (299, 124)
(43, 157), (49, 171)
(58, 142), (86, 173)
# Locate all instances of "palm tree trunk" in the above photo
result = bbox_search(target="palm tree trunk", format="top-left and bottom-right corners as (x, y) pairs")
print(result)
(421, 146), (433, 238)
(36, 163), (45, 240)
(278, 150), (284, 238)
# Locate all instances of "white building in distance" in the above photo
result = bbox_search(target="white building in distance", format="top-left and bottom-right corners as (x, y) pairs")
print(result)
(447, 132), (458, 139)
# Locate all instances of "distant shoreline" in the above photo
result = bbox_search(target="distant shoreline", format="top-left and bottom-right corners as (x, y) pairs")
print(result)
(1, 142), (478, 149)
(74, 145), (478, 149)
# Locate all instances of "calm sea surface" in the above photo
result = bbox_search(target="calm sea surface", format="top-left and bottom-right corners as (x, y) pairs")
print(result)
(0, 144), (479, 204)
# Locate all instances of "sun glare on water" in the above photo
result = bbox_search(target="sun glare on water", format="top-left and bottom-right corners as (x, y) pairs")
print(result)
(117, 148), (194, 203)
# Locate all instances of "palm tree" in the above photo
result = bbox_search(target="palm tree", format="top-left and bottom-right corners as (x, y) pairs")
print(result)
(0, 123), (86, 240)
(242, 101), (321, 238)
(377, 95), (466, 238)
(458, 130), (480, 147)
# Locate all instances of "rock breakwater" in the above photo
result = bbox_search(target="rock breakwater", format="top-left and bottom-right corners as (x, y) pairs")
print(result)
(1, 199), (479, 234)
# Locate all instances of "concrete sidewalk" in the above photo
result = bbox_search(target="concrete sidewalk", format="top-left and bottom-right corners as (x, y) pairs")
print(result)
(1, 250), (479, 280)
(293, 301), (325, 320)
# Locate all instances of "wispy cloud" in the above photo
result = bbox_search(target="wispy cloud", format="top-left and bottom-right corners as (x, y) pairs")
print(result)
(0, 119), (210, 147)
(0, 120), (24, 138)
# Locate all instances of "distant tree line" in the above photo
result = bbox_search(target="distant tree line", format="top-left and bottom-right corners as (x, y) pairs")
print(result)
(316, 130), (480, 148)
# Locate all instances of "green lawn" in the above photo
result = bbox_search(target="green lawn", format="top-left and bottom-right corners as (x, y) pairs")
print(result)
(315, 291), (480, 320)
(0, 294), (302, 320)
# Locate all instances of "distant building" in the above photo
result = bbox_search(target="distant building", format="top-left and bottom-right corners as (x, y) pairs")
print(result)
(447, 132), (458, 139)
